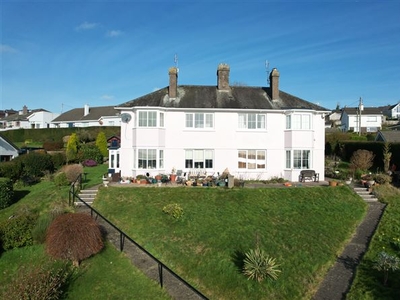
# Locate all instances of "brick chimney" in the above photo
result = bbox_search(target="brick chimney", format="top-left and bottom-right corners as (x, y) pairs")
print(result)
(217, 63), (230, 91)
(270, 68), (280, 100)
(169, 67), (178, 98)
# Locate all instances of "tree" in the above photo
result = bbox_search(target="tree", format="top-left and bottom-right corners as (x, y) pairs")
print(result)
(382, 142), (392, 173)
(46, 213), (104, 266)
(95, 131), (108, 158)
(350, 149), (375, 173)
(65, 133), (79, 164)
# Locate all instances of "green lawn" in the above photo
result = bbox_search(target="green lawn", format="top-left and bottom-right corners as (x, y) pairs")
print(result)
(94, 185), (367, 299)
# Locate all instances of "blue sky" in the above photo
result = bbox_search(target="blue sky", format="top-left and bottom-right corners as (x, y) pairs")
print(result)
(1, 0), (400, 114)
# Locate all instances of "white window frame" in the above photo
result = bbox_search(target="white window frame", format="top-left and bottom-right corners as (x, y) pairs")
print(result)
(286, 113), (311, 130)
(285, 149), (311, 169)
(138, 111), (157, 127)
(238, 113), (266, 130)
(238, 150), (266, 169)
(185, 113), (214, 129)
(185, 149), (214, 169)
(137, 149), (161, 169)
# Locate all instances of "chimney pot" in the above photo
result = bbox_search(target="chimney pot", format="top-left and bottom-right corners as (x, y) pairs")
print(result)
(169, 67), (178, 98)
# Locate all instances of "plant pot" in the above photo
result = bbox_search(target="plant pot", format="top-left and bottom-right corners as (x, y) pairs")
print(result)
(329, 180), (337, 187)
(170, 174), (177, 182)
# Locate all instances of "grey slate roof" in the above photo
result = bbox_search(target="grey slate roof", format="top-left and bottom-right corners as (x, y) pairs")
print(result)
(342, 107), (384, 115)
(0, 109), (49, 121)
(52, 106), (118, 122)
(376, 131), (400, 143)
(117, 85), (329, 111)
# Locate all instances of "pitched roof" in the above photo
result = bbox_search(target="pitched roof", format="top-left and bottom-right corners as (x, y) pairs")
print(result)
(376, 131), (400, 143)
(342, 107), (384, 115)
(117, 85), (328, 111)
(0, 109), (49, 121)
(52, 106), (118, 122)
(0, 133), (20, 151)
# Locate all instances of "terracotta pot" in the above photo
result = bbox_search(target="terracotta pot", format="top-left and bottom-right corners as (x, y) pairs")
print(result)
(329, 180), (337, 187)
(170, 174), (177, 182)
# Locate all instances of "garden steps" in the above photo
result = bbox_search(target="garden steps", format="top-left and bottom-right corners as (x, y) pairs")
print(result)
(76, 188), (98, 206)
(353, 185), (378, 202)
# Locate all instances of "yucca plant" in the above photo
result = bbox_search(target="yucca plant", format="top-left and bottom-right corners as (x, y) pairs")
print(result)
(243, 247), (281, 282)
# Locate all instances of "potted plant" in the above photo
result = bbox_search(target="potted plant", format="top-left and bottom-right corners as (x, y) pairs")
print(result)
(170, 167), (177, 182)
(329, 179), (337, 187)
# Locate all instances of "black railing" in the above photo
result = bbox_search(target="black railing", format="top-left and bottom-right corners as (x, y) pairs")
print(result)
(69, 173), (83, 206)
(69, 183), (208, 300)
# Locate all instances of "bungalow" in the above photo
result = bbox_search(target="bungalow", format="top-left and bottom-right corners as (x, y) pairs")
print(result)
(0, 134), (19, 162)
(340, 107), (383, 133)
(51, 105), (121, 128)
(112, 64), (329, 182)
(375, 130), (400, 143)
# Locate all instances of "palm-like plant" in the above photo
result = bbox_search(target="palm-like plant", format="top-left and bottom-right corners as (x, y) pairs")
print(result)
(243, 247), (281, 282)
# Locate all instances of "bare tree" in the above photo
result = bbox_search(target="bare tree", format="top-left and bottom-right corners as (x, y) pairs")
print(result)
(350, 149), (375, 173)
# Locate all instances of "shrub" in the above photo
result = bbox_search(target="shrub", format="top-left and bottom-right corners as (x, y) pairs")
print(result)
(0, 213), (37, 250)
(0, 160), (24, 182)
(373, 173), (392, 185)
(350, 149), (375, 173)
(0, 178), (14, 209)
(95, 131), (108, 157)
(162, 203), (184, 220)
(77, 144), (103, 164)
(66, 133), (79, 163)
(61, 164), (83, 183)
(43, 140), (64, 151)
(1, 262), (73, 300)
(46, 213), (104, 266)
(53, 172), (69, 187)
(243, 248), (281, 282)
(22, 152), (54, 178)
(82, 159), (98, 167)
(50, 152), (66, 169)
(373, 251), (400, 286)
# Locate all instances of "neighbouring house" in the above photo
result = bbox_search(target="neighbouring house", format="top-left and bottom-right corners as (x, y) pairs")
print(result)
(327, 109), (341, 128)
(340, 107), (383, 133)
(375, 130), (400, 143)
(382, 102), (400, 120)
(0, 134), (19, 162)
(0, 106), (60, 130)
(111, 64), (329, 182)
(51, 105), (121, 128)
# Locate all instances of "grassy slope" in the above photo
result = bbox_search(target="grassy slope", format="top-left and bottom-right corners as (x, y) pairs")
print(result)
(94, 185), (367, 300)
(347, 184), (400, 300)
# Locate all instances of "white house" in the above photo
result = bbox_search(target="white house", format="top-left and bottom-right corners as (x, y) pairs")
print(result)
(51, 105), (121, 128)
(0, 134), (19, 162)
(383, 102), (400, 119)
(0, 106), (59, 130)
(112, 64), (329, 182)
(340, 107), (383, 133)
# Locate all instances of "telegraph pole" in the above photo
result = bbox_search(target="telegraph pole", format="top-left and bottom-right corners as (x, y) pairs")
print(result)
(358, 97), (363, 136)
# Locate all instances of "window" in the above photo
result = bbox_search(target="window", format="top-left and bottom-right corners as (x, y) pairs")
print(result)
(185, 113), (214, 129)
(185, 149), (213, 169)
(138, 111), (157, 127)
(160, 113), (164, 127)
(238, 150), (266, 169)
(286, 150), (310, 169)
(286, 114), (311, 130)
(238, 113), (266, 129)
(367, 116), (377, 122)
(159, 150), (164, 168)
(138, 149), (157, 169)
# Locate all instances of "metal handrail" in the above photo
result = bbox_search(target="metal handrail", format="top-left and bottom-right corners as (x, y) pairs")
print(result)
(69, 181), (208, 300)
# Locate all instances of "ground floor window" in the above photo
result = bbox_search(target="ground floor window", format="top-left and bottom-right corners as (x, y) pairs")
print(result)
(134, 149), (164, 169)
(185, 149), (213, 169)
(286, 150), (311, 169)
(238, 150), (266, 169)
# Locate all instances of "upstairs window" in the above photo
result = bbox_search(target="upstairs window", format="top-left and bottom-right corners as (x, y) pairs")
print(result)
(238, 113), (266, 129)
(185, 113), (214, 129)
(138, 111), (157, 127)
(286, 114), (311, 130)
